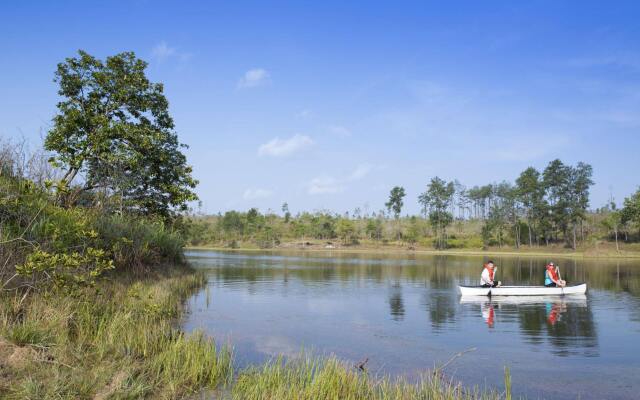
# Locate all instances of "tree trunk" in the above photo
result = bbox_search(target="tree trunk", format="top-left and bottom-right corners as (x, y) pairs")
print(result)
(614, 225), (619, 252)
(572, 225), (577, 250)
(528, 223), (533, 247)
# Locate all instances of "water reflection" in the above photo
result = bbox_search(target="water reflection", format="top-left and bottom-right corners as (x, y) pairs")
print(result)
(481, 302), (495, 328)
(425, 291), (458, 330)
(184, 250), (640, 400)
(460, 295), (598, 356)
(388, 283), (405, 321)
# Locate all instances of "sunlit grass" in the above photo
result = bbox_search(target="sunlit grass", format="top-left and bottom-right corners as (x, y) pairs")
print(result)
(0, 267), (514, 399)
(233, 355), (509, 400)
(0, 267), (232, 399)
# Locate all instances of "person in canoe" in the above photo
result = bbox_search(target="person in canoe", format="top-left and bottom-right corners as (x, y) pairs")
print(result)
(480, 260), (501, 288)
(544, 262), (566, 287)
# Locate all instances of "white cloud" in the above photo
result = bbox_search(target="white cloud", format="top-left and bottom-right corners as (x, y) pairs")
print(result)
(348, 163), (373, 180)
(258, 134), (314, 157)
(307, 176), (344, 195)
(238, 68), (270, 88)
(328, 125), (352, 137)
(243, 188), (273, 200)
(152, 41), (176, 61)
(307, 164), (373, 195)
(151, 41), (191, 64)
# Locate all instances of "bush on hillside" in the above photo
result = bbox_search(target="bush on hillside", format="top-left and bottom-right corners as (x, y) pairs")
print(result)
(1, 169), (186, 291)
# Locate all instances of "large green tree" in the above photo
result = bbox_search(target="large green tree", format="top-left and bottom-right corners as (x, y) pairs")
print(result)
(385, 186), (406, 239)
(45, 50), (198, 218)
(419, 177), (454, 249)
(542, 159), (572, 242)
(567, 162), (593, 248)
(601, 201), (622, 252)
(542, 159), (593, 248)
(516, 167), (546, 246)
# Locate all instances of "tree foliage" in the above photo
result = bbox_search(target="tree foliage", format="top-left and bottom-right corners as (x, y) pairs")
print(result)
(419, 177), (454, 249)
(181, 159), (635, 251)
(336, 218), (357, 245)
(385, 186), (405, 219)
(45, 50), (198, 218)
(622, 188), (640, 237)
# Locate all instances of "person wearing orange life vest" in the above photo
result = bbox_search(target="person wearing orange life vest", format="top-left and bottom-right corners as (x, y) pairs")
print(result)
(544, 262), (566, 287)
(480, 260), (501, 288)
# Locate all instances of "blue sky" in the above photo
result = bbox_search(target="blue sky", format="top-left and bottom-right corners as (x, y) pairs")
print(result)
(1, 1), (639, 215)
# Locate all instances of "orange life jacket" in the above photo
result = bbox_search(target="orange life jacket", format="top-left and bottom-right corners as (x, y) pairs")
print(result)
(546, 265), (559, 281)
(484, 264), (495, 281)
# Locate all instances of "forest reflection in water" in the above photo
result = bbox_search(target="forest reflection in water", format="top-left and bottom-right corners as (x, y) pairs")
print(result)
(184, 250), (640, 400)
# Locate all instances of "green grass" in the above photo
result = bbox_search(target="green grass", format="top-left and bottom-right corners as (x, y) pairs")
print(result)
(0, 267), (232, 399)
(232, 356), (508, 400)
(1, 267), (515, 399)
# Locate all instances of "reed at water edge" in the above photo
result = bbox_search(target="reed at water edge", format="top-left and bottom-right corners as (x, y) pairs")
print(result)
(0, 267), (233, 399)
(232, 355), (512, 400)
(1, 266), (514, 400)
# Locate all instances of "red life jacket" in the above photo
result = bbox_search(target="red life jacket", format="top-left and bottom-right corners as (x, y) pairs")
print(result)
(547, 304), (560, 325)
(546, 265), (559, 281)
(487, 306), (495, 328)
(484, 264), (495, 281)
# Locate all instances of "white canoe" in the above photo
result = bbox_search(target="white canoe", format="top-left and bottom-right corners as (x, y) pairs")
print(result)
(458, 283), (587, 296)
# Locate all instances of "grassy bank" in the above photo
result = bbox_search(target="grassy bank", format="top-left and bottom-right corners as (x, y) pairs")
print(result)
(233, 356), (509, 400)
(0, 266), (512, 400)
(0, 267), (232, 399)
(0, 151), (511, 399)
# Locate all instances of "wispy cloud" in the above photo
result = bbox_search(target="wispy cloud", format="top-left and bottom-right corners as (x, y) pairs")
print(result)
(151, 41), (191, 63)
(258, 134), (314, 157)
(328, 125), (352, 137)
(243, 188), (273, 200)
(348, 163), (373, 180)
(307, 164), (373, 195)
(307, 176), (344, 195)
(238, 68), (270, 88)
(152, 41), (176, 61)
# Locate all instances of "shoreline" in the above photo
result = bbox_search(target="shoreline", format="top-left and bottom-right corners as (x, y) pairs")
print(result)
(186, 244), (640, 259)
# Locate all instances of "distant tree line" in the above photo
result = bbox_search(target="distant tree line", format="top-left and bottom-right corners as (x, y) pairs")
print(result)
(187, 159), (640, 251)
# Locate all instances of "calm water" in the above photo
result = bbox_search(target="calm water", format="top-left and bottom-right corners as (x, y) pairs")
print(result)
(183, 250), (640, 400)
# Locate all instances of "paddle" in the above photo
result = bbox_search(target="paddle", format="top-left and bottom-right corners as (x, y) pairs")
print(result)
(556, 265), (565, 294)
(556, 266), (561, 282)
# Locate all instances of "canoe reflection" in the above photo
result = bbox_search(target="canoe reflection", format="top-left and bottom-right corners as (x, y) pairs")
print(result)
(460, 294), (588, 305)
(461, 295), (588, 327)
(460, 295), (597, 355)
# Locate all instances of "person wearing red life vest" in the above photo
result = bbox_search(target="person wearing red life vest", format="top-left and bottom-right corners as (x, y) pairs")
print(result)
(480, 260), (501, 288)
(544, 262), (566, 287)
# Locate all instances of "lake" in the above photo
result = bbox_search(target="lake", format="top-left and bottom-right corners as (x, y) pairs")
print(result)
(183, 250), (640, 399)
